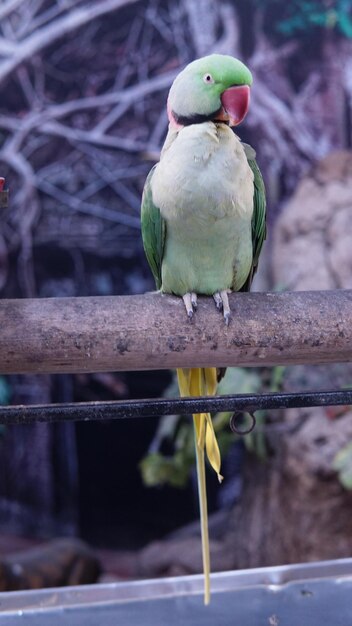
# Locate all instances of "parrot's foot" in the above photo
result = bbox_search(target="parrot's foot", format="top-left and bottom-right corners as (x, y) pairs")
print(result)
(213, 292), (223, 311)
(213, 290), (231, 325)
(183, 292), (197, 320)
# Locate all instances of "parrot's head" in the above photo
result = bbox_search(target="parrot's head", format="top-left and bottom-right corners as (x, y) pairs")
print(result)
(167, 54), (253, 129)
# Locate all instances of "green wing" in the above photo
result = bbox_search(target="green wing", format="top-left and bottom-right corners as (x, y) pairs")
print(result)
(141, 165), (166, 290)
(241, 143), (267, 292)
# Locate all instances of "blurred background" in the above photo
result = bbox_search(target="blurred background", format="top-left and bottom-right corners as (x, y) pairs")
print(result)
(1, 0), (352, 589)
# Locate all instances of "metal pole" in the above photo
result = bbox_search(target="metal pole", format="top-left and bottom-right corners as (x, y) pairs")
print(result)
(0, 389), (351, 425)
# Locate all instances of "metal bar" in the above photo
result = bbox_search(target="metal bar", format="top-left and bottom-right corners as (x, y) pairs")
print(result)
(0, 389), (351, 425)
(1, 558), (352, 614)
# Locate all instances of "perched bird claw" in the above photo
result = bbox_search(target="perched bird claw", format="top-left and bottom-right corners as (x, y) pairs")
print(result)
(213, 292), (223, 311)
(213, 290), (231, 323)
(183, 292), (196, 320)
(191, 292), (198, 309)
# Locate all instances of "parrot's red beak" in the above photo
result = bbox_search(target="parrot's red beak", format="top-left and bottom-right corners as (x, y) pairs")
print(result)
(219, 85), (250, 126)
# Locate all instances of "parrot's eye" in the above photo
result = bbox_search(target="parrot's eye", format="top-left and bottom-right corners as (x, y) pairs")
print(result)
(203, 73), (214, 84)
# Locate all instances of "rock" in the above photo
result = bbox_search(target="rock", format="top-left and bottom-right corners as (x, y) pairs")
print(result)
(272, 150), (352, 290)
(0, 538), (101, 591)
(137, 536), (235, 578)
(247, 149), (352, 568)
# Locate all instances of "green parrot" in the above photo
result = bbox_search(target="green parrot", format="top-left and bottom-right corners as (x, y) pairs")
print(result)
(141, 54), (266, 604)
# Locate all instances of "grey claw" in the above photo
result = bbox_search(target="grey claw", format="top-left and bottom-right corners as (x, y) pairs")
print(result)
(183, 292), (195, 319)
(214, 290), (231, 322)
(220, 290), (231, 323)
(213, 292), (223, 311)
(191, 292), (198, 309)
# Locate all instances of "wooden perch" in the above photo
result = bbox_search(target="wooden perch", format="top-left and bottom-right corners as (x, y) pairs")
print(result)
(1, 290), (351, 375)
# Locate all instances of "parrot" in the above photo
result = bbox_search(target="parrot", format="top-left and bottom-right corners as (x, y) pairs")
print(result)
(141, 53), (266, 604)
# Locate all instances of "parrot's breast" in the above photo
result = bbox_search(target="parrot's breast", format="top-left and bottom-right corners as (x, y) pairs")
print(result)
(151, 122), (254, 295)
(152, 122), (253, 220)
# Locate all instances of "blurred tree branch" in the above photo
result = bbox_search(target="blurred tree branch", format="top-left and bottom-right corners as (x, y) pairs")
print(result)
(0, 0), (139, 84)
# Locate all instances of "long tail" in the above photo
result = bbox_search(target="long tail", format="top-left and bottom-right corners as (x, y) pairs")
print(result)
(176, 367), (222, 605)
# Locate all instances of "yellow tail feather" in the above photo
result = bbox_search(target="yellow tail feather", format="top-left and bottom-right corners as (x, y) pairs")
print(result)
(176, 367), (222, 605)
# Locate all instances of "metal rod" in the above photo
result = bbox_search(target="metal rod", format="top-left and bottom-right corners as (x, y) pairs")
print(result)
(0, 389), (351, 425)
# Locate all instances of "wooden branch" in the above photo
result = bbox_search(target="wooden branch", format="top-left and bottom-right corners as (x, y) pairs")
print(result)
(0, 0), (140, 85)
(0, 0), (23, 22)
(1, 291), (351, 375)
(39, 120), (155, 154)
(0, 69), (176, 134)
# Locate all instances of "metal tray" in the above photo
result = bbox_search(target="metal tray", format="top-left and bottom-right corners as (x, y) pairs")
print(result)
(0, 558), (352, 625)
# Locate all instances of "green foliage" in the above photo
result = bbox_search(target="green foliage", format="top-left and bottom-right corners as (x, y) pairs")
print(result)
(257, 0), (352, 38)
(333, 442), (352, 489)
(140, 417), (195, 488)
(140, 452), (192, 488)
(140, 366), (286, 489)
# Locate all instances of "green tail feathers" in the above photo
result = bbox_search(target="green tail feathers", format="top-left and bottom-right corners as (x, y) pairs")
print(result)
(176, 367), (222, 605)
